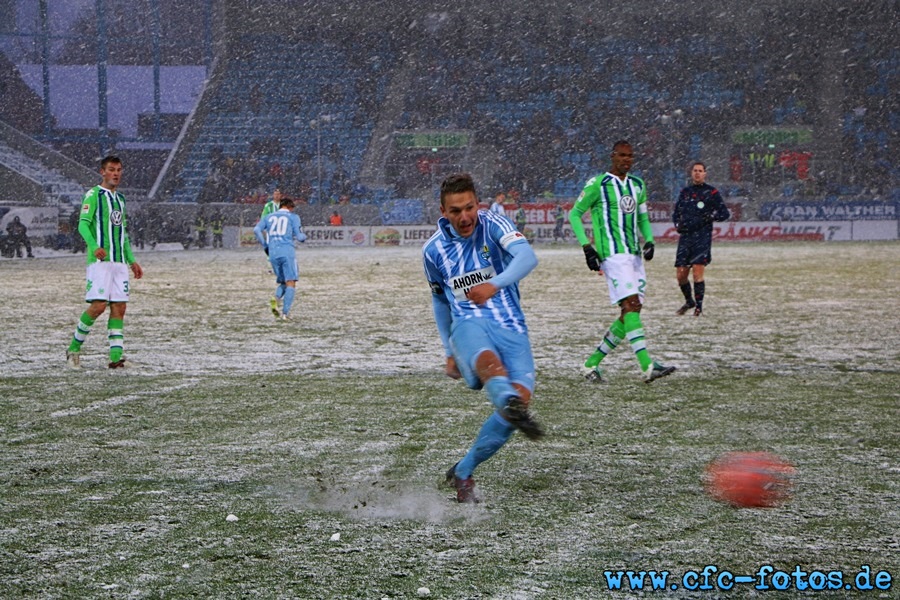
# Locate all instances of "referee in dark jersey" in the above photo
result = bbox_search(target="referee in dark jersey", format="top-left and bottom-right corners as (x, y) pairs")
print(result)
(673, 162), (730, 316)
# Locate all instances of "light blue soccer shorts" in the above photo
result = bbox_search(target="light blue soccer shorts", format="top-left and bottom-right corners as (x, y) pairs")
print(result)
(449, 318), (535, 394)
(270, 252), (298, 284)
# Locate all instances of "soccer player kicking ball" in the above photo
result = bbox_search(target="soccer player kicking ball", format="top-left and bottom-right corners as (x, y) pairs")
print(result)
(66, 156), (143, 369)
(569, 140), (675, 384)
(423, 173), (544, 504)
(254, 196), (306, 321)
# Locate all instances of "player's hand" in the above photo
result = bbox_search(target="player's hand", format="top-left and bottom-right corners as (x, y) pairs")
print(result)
(263, 246), (269, 256)
(445, 356), (462, 380)
(582, 244), (602, 271)
(642, 241), (655, 261)
(465, 282), (498, 305)
(93, 247), (107, 261)
(130, 262), (144, 280)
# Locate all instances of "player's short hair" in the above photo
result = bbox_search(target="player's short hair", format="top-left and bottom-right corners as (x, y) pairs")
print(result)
(611, 140), (631, 154)
(279, 197), (295, 209)
(691, 161), (707, 170)
(100, 155), (122, 169)
(440, 173), (477, 206)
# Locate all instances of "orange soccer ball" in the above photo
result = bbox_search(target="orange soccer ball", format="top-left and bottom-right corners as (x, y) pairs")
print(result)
(705, 452), (796, 508)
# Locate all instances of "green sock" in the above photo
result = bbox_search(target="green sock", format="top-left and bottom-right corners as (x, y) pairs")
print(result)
(585, 319), (626, 367)
(68, 312), (96, 352)
(623, 312), (653, 371)
(108, 318), (124, 362)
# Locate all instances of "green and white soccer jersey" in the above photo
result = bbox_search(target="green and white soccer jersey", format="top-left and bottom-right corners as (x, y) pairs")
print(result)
(79, 186), (135, 265)
(569, 173), (654, 260)
(260, 200), (278, 220)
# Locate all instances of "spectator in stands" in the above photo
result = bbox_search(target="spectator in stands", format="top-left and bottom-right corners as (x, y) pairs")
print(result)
(6, 216), (33, 258)
(330, 211), (344, 226)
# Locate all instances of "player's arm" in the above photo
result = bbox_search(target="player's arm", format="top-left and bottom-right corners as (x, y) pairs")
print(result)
(568, 181), (596, 246)
(466, 219), (539, 304)
(292, 215), (307, 243)
(673, 190), (686, 231)
(253, 216), (268, 246)
(637, 186), (655, 260)
(424, 257), (453, 358)
(467, 240), (537, 306)
(77, 192), (102, 259)
(711, 189), (731, 222)
(637, 205), (654, 244)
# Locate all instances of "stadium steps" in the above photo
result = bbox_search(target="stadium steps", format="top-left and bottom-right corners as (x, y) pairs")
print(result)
(0, 140), (85, 214)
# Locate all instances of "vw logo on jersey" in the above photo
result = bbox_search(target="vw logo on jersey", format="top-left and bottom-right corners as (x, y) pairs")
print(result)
(111, 210), (123, 226)
(619, 195), (636, 213)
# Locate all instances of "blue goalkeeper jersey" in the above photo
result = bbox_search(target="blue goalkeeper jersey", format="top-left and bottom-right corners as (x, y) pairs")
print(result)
(423, 210), (530, 334)
(254, 209), (306, 256)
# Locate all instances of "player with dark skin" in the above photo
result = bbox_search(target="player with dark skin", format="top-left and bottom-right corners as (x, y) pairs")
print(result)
(606, 144), (645, 322)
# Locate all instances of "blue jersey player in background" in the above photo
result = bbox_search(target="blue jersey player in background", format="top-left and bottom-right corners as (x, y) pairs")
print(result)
(254, 197), (307, 321)
(423, 173), (544, 503)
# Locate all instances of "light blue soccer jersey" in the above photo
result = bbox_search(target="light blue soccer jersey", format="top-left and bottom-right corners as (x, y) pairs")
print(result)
(423, 210), (530, 334)
(254, 209), (306, 257)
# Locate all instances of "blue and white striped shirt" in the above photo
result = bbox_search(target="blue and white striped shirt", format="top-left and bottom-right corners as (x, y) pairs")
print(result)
(423, 210), (531, 334)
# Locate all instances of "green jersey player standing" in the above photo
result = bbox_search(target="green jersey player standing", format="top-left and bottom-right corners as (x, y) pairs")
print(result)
(569, 140), (675, 384)
(260, 188), (282, 221)
(66, 156), (143, 369)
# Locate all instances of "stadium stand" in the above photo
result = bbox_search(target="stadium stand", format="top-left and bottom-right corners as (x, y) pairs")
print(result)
(0, 0), (895, 215)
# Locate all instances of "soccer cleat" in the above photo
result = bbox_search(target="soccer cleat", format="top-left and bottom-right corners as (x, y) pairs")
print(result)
(694, 307), (703, 317)
(108, 358), (126, 369)
(676, 301), (696, 315)
(445, 463), (477, 503)
(269, 298), (279, 318)
(643, 361), (676, 383)
(581, 364), (604, 383)
(66, 350), (81, 369)
(501, 396), (545, 440)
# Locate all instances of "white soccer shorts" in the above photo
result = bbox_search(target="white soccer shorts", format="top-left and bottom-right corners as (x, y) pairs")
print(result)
(85, 261), (131, 303)
(601, 253), (647, 305)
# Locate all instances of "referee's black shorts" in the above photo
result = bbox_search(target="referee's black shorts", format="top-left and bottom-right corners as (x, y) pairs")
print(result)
(674, 232), (713, 267)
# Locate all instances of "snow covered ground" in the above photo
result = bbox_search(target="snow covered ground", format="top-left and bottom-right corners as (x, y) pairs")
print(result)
(1, 242), (897, 598)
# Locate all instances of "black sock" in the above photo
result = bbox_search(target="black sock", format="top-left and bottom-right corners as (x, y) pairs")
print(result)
(694, 281), (705, 310)
(680, 282), (693, 304)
